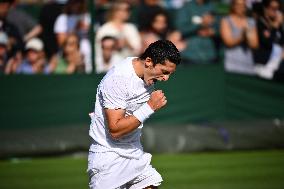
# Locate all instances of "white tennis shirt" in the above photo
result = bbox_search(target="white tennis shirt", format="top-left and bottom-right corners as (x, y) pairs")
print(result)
(89, 57), (154, 159)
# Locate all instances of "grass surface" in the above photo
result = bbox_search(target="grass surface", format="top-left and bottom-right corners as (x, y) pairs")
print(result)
(0, 150), (283, 189)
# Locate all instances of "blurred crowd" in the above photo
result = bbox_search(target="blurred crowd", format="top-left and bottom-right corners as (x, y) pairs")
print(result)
(0, 0), (284, 80)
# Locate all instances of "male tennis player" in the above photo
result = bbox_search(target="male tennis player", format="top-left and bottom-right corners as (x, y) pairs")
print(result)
(87, 40), (181, 189)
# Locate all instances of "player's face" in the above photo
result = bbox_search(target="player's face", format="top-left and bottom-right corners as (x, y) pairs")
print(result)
(144, 58), (176, 86)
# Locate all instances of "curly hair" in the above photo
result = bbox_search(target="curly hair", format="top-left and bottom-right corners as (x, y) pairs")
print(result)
(140, 40), (181, 65)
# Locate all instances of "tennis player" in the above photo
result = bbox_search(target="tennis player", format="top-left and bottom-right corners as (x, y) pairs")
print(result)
(87, 40), (181, 189)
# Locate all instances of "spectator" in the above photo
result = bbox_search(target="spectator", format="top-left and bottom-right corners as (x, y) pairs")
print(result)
(95, 36), (123, 74)
(39, 0), (65, 60)
(220, 0), (258, 75)
(6, 38), (46, 74)
(54, 0), (91, 73)
(0, 32), (9, 74)
(253, 0), (284, 79)
(140, 10), (185, 52)
(54, 0), (89, 46)
(93, 0), (140, 26)
(0, 0), (23, 59)
(136, 0), (164, 31)
(176, 0), (218, 64)
(6, 0), (42, 42)
(46, 33), (84, 74)
(95, 0), (141, 61)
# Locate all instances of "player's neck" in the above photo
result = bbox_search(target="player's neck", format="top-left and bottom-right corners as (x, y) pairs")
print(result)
(132, 58), (144, 79)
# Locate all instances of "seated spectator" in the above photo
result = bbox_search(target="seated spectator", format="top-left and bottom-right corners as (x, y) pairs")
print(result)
(6, 38), (46, 74)
(220, 0), (258, 75)
(6, 0), (42, 42)
(46, 33), (84, 74)
(95, 36), (123, 74)
(0, 32), (9, 74)
(140, 10), (186, 53)
(0, 0), (23, 59)
(95, 0), (141, 60)
(253, 0), (284, 79)
(54, 0), (89, 46)
(54, 0), (91, 73)
(175, 0), (218, 64)
(136, 0), (164, 31)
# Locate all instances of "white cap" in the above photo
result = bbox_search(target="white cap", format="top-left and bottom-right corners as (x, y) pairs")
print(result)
(25, 38), (44, 51)
(0, 32), (8, 46)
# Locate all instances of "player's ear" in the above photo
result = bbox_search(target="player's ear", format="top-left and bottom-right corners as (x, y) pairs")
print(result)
(145, 57), (154, 68)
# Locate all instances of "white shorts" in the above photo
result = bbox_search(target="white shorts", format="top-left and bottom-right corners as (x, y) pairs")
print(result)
(87, 151), (163, 189)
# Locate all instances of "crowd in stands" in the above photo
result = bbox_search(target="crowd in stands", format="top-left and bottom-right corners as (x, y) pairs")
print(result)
(0, 0), (284, 80)
(222, 0), (284, 79)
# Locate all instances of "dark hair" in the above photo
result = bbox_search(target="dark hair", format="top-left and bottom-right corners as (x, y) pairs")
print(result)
(262, 0), (280, 8)
(101, 36), (118, 49)
(0, 0), (13, 3)
(149, 10), (171, 38)
(64, 0), (87, 15)
(101, 36), (117, 43)
(140, 40), (181, 65)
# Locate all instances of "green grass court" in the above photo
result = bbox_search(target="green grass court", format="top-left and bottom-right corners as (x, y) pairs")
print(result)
(0, 150), (283, 189)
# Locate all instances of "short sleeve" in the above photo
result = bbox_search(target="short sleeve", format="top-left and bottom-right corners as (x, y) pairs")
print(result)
(54, 14), (67, 33)
(101, 75), (128, 109)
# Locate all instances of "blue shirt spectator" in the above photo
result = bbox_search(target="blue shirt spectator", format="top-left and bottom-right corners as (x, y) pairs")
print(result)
(175, 0), (218, 64)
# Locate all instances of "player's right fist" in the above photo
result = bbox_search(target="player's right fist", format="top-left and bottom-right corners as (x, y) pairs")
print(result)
(147, 90), (167, 111)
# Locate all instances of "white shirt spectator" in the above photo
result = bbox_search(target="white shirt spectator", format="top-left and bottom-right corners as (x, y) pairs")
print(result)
(95, 22), (142, 59)
(54, 13), (90, 34)
(95, 52), (123, 74)
(54, 14), (78, 34)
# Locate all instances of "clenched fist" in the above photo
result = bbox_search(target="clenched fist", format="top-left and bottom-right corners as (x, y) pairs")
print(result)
(147, 90), (167, 111)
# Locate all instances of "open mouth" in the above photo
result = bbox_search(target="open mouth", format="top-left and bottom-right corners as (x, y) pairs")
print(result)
(146, 78), (158, 86)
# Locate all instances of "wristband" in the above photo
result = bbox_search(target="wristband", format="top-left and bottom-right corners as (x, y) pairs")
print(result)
(133, 103), (154, 123)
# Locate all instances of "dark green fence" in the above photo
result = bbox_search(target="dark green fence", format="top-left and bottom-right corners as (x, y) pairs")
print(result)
(1, 65), (284, 157)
